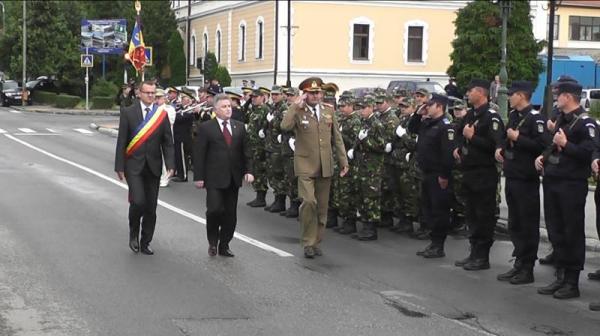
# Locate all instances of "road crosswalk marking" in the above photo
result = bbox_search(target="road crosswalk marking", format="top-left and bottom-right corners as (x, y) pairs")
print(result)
(17, 128), (36, 133)
(46, 128), (58, 133)
(8, 110), (22, 114)
(73, 128), (93, 134)
(0, 128), (6, 134)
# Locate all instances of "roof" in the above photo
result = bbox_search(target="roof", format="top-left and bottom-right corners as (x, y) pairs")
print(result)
(560, 1), (600, 8)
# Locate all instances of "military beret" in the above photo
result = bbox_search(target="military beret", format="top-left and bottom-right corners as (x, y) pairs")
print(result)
(557, 81), (583, 96)
(467, 79), (490, 91)
(508, 81), (534, 96)
(415, 88), (429, 96)
(551, 75), (577, 87)
(271, 85), (283, 94)
(427, 93), (449, 106)
(298, 77), (324, 92)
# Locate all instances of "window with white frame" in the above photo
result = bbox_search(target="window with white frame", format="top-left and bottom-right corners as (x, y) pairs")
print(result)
(404, 20), (428, 64)
(239, 21), (246, 61)
(203, 32), (208, 57)
(256, 17), (264, 59)
(216, 29), (222, 63)
(190, 35), (196, 66)
(349, 17), (374, 63)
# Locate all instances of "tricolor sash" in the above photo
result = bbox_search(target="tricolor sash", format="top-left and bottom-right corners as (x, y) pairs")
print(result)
(125, 104), (167, 158)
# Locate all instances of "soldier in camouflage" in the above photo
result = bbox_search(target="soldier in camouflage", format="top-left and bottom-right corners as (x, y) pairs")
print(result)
(280, 87), (301, 218)
(321, 83), (341, 228)
(263, 85), (288, 213)
(246, 89), (270, 207)
(375, 93), (401, 228)
(347, 95), (386, 241)
(448, 99), (469, 236)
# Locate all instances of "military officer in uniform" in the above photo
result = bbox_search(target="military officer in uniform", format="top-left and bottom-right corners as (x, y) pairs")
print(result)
(246, 89), (270, 207)
(408, 93), (456, 258)
(172, 89), (196, 182)
(495, 81), (549, 284)
(281, 77), (348, 258)
(263, 85), (288, 213)
(280, 87), (301, 218)
(535, 81), (596, 299)
(453, 79), (505, 271)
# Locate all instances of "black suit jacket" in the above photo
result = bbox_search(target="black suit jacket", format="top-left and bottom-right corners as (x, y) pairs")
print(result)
(193, 118), (252, 189)
(115, 101), (175, 177)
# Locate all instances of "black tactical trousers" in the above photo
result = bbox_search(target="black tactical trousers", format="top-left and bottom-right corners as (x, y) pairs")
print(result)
(421, 174), (451, 245)
(505, 178), (540, 266)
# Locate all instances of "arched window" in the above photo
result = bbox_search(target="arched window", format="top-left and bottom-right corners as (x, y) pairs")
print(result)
(216, 29), (222, 63)
(256, 17), (264, 59)
(203, 32), (209, 57)
(238, 21), (247, 61)
(190, 35), (196, 66)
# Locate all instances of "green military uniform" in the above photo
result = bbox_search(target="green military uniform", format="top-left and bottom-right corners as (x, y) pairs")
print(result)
(264, 86), (288, 213)
(322, 84), (341, 229)
(375, 94), (401, 228)
(246, 90), (270, 207)
(280, 87), (300, 218)
(351, 96), (386, 241)
(449, 99), (468, 233)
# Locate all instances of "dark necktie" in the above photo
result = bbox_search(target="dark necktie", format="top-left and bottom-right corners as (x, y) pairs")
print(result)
(222, 121), (232, 146)
(144, 107), (151, 121)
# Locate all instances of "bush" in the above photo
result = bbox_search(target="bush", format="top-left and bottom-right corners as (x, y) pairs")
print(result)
(91, 79), (118, 98)
(215, 65), (232, 87)
(589, 101), (600, 119)
(54, 94), (81, 108)
(32, 90), (58, 105)
(91, 96), (114, 109)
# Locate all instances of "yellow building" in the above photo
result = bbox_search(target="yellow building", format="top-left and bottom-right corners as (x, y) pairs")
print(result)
(172, 0), (469, 91)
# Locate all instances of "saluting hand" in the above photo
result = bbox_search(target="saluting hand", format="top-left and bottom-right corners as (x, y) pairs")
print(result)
(463, 124), (475, 140)
(553, 128), (567, 148)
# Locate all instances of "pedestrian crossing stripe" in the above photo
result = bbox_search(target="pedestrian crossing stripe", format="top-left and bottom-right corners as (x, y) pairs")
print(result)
(17, 128), (36, 133)
(0, 128), (6, 133)
(8, 110), (21, 114)
(46, 128), (57, 133)
(74, 128), (93, 134)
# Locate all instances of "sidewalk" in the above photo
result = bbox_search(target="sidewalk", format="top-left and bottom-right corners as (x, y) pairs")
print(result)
(12, 104), (120, 116)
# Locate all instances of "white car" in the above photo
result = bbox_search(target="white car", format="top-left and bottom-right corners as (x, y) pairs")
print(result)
(580, 89), (600, 112)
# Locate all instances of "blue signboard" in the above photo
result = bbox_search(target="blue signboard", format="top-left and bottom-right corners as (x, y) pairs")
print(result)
(81, 19), (127, 54)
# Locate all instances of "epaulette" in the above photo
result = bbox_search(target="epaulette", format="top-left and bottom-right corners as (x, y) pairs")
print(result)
(531, 109), (540, 115)
(322, 103), (334, 109)
(489, 109), (498, 114)
(443, 118), (450, 124)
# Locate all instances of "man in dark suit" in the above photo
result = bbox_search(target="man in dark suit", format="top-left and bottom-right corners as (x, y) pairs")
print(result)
(194, 93), (254, 257)
(115, 81), (175, 255)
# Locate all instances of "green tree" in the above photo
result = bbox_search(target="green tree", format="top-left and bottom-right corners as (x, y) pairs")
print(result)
(215, 66), (232, 87)
(166, 31), (186, 86)
(203, 51), (218, 81)
(447, 0), (544, 92)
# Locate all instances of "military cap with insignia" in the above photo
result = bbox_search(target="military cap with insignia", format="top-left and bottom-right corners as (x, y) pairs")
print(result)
(426, 93), (449, 106)
(242, 86), (253, 94)
(321, 82), (339, 94)
(155, 88), (166, 97)
(251, 88), (262, 97)
(285, 87), (299, 96)
(467, 79), (490, 91)
(508, 81), (534, 96)
(206, 88), (218, 96)
(551, 74), (577, 87)
(180, 88), (195, 100)
(452, 99), (467, 110)
(271, 85), (284, 94)
(415, 87), (429, 96)
(298, 76), (324, 92)
(225, 90), (242, 101)
(259, 86), (271, 95)
(556, 81), (583, 96)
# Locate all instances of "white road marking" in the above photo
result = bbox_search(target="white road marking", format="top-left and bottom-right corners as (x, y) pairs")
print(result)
(73, 128), (93, 134)
(14, 133), (60, 136)
(46, 128), (58, 133)
(0, 128), (6, 134)
(9, 110), (22, 114)
(17, 128), (36, 133)
(4, 134), (294, 258)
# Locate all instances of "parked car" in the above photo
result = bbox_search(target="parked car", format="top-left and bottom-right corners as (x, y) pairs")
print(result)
(386, 80), (445, 96)
(26, 76), (57, 95)
(580, 88), (600, 112)
(349, 87), (380, 99)
(1, 80), (30, 107)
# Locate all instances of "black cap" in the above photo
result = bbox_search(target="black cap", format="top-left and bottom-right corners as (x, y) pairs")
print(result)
(426, 93), (449, 106)
(508, 81), (534, 96)
(467, 79), (490, 91)
(556, 81), (583, 96)
(206, 88), (218, 96)
(551, 75), (577, 87)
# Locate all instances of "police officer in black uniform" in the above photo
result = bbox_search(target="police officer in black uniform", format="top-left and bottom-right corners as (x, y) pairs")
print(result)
(172, 89), (196, 182)
(408, 93), (456, 258)
(453, 79), (505, 271)
(535, 81), (596, 299)
(495, 81), (549, 284)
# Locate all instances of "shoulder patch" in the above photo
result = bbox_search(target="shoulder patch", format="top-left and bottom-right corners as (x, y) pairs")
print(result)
(492, 118), (500, 131)
(443, 118), (450, 124)
(489, 109), (498, 114)
(588, 124), (596, 138)
(531, 109), (540, 115)
(447, 128), (455, 141)
(537, 121), (544, 133)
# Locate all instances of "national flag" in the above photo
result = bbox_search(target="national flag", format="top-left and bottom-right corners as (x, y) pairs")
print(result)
(126, 17), (146, 71)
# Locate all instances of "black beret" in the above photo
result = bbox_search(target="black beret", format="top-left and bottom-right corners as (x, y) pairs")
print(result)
(556, 81), (583, 96)
(467, 79), (490, 91)
(426, 93), (449, 106)
(508, 81), (534, 96)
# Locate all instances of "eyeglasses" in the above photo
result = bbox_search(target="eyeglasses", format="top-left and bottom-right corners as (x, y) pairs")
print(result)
(140, 91), (156, 95)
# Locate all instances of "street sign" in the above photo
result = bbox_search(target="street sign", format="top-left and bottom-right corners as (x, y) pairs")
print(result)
(144, 46), (153, 66)
(80, 19), (127, 55)
(81, 54), (94, 67)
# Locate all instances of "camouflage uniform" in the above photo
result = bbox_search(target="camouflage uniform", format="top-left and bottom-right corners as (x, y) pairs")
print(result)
(246, 100), (269, 206)
(449, 100), (468, 232)
(264, 96), (288, 212)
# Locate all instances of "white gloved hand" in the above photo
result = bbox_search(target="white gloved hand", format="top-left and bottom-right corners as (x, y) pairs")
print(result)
(339, 125), (343, 132)
(385, 143), (392, 153)
(258, 129), (265, 139)
(277, 134), (282, 143)
(358, 129), (368, 140)
(405, 153), (411, 162)
(347, 149), (354, 160)
(396, 125), (406, 138)
(245, 124), (248, 131)
(288, 138), (295, 152)
(266, 113), (274, 122)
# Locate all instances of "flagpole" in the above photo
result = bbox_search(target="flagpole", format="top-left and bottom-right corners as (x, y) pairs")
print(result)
(136, 1), (144, 82)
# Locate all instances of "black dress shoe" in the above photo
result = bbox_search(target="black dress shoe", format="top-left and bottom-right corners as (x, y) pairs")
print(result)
(510, 269), (534, 285)
(218, 249), (235, 257)
(422, 247), (445, 259)
(129, 238), (139, 253)
(463, 258), (490, 271)
(304, 246), (315, 259)
(208, 246), (217, 256)
(497, 267), (520, 281)
(140, 245), (154, 255)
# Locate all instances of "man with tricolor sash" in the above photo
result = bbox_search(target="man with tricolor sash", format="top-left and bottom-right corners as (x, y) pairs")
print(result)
(115, 81), (175, 256)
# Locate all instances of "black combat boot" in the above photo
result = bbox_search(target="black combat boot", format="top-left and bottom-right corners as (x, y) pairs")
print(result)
(455, 248), (474, 267)
(464, 246), (490, 271)
(553, 270), (580, 299)
(416, 243), (433, 256)
(539, 251), (555, 265)
(247, 191), (267, 207)
(422, 244), (445, 258)
(510, 265), (534, 285)
(538, 268), (565, 295)
(379, 212), (394, 228)
(497, 260), (523, 282)
(285, 200), (300, 218)
(269, 195), (287, 213)
(357, 222), (378, 241)
(392, 214), (413, 233)
(338, 218), (357, 234)
(326, 208), (339, 228)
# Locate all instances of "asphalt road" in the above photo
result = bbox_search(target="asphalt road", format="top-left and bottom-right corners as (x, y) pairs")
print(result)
(1, 108), (599, 336)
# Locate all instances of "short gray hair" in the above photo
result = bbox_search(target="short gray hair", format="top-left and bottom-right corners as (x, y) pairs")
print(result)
(214, 93), (231, 105)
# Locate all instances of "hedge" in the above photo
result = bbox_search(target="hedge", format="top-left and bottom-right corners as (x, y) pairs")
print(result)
(54, 94), (81, 108)
(32, 90), (58, 105)
(91, 96), (114, 109)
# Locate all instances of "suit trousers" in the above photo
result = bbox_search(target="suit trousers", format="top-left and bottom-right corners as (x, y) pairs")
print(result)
(505, 178), (540, 266)
(543, 177), (587, 271)
(205, 178), (239, 249)
(127, 163), (160, 246)
(298, 176), (331, 247)
(421, 174), (451, 245)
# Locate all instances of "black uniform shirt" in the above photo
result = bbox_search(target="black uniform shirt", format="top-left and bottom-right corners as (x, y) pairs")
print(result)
(409, 113), (456, 179)
(457, 103), (505, 169)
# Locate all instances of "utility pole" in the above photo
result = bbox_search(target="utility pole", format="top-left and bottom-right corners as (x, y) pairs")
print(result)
(542, 0), (558, 118)
(286, 0), (291, 88)
(22, 0), (26, 106)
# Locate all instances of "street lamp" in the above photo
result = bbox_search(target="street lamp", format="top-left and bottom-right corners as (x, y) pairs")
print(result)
(497, 0), (512, 121)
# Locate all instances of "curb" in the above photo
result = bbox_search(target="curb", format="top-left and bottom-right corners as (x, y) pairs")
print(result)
(13, 106), (120, 116)
(89, 123), (118, 137)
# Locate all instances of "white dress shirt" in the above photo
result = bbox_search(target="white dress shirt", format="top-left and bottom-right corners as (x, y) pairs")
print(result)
(216, 117), (233, 135)
(140, 102), (153, 120)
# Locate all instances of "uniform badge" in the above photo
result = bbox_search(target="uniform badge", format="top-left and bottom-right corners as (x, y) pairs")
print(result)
(589, 125), (596, 138)
(448, 129), (455, 141)
(537, 123), (544, 134)
(492, 120), (499, 131)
